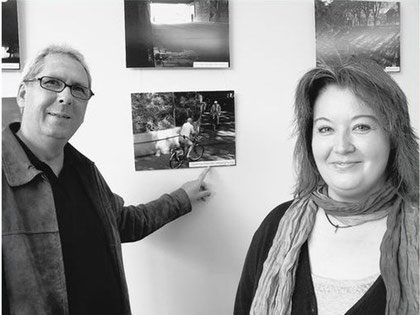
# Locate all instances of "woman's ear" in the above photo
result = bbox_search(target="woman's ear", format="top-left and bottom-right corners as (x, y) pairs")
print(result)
(16, 83), (27, 114)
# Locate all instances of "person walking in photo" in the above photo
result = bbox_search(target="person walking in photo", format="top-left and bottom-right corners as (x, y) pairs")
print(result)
(2, 45), (212, 315)
(234, 58), (418, 315)
(210, 100), (222, 131)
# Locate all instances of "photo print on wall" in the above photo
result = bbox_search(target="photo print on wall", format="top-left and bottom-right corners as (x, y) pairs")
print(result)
(124, 0), (230, 68)
(315, 0), (400, 72)
(2, 0), (20, 70)
(131, 90), (236, 171)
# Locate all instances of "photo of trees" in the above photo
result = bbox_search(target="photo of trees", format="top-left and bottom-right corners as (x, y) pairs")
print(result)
(131, 90), (235, 171)
(315, 0), (400, 72)
(124, 0), (230, 68)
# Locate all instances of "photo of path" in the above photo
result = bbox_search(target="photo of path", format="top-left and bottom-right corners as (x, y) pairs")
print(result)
(124, 0), (229, 68)
(153, 21), (229, 67)
(315, 0), (400, 71)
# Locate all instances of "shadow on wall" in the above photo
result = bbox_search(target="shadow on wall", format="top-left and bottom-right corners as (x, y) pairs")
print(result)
(2, 97), (21, 128)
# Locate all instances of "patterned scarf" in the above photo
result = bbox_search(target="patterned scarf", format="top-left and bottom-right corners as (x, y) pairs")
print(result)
(250, 183), (419, 315)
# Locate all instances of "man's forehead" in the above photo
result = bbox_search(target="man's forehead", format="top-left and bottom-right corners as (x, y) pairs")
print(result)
(42, 53), (79, 66)
(40, 54), (89, 85)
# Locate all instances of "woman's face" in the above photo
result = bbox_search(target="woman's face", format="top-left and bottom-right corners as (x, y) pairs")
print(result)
(311, 84), (390, 202)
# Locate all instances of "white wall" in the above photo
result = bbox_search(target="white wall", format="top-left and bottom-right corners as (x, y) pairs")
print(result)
(2, 1), (418, 314)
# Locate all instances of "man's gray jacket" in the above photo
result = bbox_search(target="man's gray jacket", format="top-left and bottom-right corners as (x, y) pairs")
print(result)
(2, 123), (192, 315)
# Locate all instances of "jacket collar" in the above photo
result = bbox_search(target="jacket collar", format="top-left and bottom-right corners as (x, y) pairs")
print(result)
(3, 122), (95, 187)
(2, 122), (43, 187)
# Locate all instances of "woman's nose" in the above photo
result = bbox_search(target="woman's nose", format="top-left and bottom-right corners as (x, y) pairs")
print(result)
(333, 130), (355, 154)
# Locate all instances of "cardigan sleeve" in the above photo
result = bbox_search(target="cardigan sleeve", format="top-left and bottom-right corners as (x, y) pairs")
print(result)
(234, 200), (293, 315)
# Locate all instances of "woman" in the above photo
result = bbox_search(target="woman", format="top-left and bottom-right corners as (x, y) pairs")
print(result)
(234, 58), (418, 315)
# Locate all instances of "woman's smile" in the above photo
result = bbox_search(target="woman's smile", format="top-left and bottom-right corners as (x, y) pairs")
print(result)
(329, 160), (361, 170)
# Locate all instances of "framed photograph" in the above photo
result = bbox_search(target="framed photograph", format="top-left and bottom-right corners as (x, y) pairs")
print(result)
(131, 90), (235, 171)
(124, 0), (230, 68)
(315, 0), (400, 72)
(2, 0), (20, 70)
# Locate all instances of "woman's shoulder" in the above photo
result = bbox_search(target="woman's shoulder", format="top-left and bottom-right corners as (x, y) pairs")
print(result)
(258, 200), (294, 230)
(252, 200), (294, 245)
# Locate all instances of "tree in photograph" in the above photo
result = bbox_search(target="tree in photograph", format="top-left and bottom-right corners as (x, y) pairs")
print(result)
(315, 0), (353, 32)
(371, 2), (384, 26)
(194, 0), (228, 23)
(174, 93), (202, 126)
(315, 0), (332, 32)
(131, 93), (175, 134)
(359, 1), (372, 25)
(317, 0), (390, 29)
(346, 1), (364, 27)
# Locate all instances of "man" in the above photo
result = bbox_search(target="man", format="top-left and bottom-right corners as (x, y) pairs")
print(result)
(179, 117), (196, 159)
(210, 100), (222, 129)
(2, 45), (211, 315)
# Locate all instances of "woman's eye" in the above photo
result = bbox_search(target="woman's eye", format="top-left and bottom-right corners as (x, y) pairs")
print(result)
(354, 124), (371, 132)
(318, 126), (333, 133)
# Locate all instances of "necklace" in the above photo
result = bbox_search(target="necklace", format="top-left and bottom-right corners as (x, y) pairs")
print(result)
(324, 212), (354, 233)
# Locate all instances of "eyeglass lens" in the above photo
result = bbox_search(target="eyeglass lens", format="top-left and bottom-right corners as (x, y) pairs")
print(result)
(40, 76), (92, 100)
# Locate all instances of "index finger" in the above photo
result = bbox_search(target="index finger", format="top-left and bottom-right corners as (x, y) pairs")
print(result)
(198, 166), (211, 183)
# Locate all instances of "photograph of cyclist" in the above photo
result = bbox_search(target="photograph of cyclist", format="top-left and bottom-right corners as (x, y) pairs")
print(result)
(130, 90), (236, 171)
(180, 117), (196, 159)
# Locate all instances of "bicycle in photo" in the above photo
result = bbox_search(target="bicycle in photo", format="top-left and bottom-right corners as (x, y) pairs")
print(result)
(169, 135), (205, 169)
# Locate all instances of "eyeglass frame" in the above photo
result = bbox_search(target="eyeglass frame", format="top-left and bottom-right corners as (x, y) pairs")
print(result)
(24, 76), (95, 100)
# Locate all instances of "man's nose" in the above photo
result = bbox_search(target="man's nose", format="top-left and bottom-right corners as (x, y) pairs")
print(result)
(58, 86), (74, 105)
(333, 130), (355, 154)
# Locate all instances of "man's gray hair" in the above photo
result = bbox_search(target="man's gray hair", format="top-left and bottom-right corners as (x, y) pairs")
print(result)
(21, 44), (92, 88)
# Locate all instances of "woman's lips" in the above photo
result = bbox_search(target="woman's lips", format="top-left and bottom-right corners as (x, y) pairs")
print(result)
(330, 161), (361, 169)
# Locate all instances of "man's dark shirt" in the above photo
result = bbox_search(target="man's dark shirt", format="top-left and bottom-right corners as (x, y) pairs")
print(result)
(14, 132), (123, 315)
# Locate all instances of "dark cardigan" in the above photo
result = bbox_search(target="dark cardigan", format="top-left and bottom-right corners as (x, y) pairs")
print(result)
(234, 201), (387, 315)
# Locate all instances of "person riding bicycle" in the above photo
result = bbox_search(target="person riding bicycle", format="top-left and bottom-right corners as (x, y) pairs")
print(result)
(179, 117), (196, 159)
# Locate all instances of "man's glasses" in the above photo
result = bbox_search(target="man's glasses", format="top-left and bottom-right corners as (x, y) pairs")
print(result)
(24, 76), (94, 100)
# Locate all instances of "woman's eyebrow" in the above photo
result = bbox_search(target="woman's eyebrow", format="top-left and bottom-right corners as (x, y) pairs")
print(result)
(313, 115), (379, 123)
(351, 115), (380, 122)
(313, 117), (330, 124)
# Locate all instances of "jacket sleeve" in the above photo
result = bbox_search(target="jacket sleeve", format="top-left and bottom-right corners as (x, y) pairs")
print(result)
(114, 189), (192, 243)
(233, 201), (293, 315)
(92, 165), (192, 243)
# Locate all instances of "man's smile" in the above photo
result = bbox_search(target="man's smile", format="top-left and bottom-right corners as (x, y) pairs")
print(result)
(48, 112), (71, 119)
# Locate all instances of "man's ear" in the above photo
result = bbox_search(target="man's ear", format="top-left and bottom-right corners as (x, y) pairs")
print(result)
(16, 83), (27, 114)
